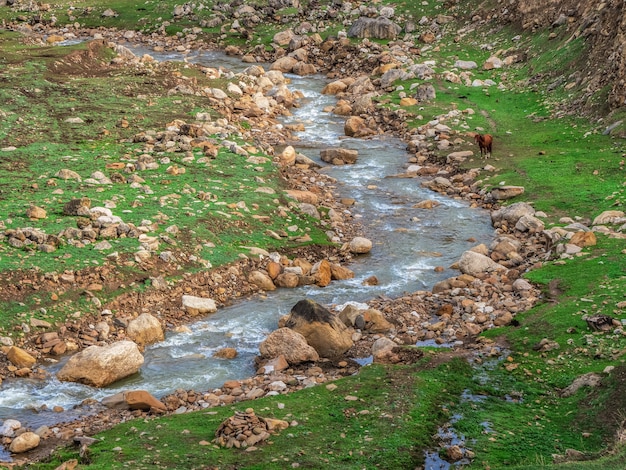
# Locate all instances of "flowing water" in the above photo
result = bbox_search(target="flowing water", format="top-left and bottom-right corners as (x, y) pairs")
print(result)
(0, 47), (495, 461)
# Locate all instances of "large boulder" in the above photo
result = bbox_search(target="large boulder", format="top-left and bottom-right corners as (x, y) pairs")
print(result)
(347, 17), (402, 39)
(280, 299), (353, 357)
(57, 341), (144, 387)
(248, 270), (277, 291)
(259, 327), (319, 364)
(270, 56), (298, 73)
(348, 237), (372, 254)
(344, 116), (375, 137)
(9, 432), (40, 453)
(592, 210), (624, 225)
(182, 295), (217, 315)
(415, 83), (436, 102)
(126, 313), (164, 347)
(458, 251), (506, 275)
(490, 186), (525, 200)
(362, 309), (394, 333)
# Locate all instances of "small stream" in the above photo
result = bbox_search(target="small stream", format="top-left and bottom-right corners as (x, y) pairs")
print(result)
(0, 46), (495, 462)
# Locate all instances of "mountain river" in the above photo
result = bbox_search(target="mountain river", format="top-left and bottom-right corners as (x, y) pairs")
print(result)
(0, 46), (495, 462)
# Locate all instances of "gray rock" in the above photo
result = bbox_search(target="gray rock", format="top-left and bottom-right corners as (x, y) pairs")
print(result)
(347, 17), (402, 39)
(458, 251), (506, 275)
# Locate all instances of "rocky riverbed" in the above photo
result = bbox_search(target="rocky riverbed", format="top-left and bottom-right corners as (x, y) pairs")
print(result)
(1, 12), (626, 466)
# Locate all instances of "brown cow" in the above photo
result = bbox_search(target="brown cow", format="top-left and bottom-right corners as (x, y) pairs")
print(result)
(474, 133), (493, 158)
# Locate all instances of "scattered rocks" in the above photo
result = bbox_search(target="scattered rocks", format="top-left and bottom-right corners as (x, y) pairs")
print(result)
(213, 409), (287, 449)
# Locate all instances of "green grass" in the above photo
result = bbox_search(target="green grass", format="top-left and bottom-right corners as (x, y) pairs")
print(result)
(32, 358), (475, 470)
(0, 32), (334, 336)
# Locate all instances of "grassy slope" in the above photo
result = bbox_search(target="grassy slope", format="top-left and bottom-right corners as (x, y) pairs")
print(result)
(0, 30), (330, 335)
(0, 0), (625, 468)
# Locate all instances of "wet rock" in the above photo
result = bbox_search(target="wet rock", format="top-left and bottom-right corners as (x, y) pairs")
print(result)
(344, 116), (375, 137)
(270, 56), (298, 73)
(57, 341), (144, 387)
(214, 348), (238, 359)
(320, 148), (358, 165)
(322, 80), (348, 95)
(347, 237), (372, 254)
(280, 299), (353, 357)
(362, 275), (379, 285)
(0, 419), (21, 437)
(447, 444), (464, 461)
(422, 176), (453, 193)
(311, 259), (332, 287)
(274, 272), (299, 288)
(330, 263), (355, 280)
